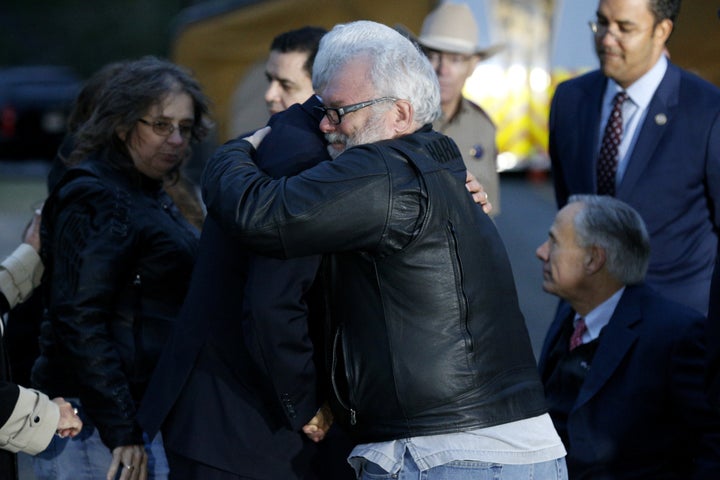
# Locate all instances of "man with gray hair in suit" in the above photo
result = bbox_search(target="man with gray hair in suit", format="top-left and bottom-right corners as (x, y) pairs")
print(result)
(537, 194), (720, 478)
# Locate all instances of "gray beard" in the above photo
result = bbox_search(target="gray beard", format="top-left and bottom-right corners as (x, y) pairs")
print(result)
(324, 107), (391, 159)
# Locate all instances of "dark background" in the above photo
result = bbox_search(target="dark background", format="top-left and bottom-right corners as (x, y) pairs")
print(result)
(0, 0), (200, 77)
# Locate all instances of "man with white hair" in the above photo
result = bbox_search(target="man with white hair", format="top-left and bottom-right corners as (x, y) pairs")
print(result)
(203, 20), (566, 479)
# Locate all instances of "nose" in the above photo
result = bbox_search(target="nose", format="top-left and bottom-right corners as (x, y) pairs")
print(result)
(264, 81), (281, 104)
(166, 127), (185, 145)
(600, 31), (617, 48)
(536, 241), (549, 261)
(597, 25), (621, 47)
(319, 115), (335, 134)
(431, 56), (447, 76)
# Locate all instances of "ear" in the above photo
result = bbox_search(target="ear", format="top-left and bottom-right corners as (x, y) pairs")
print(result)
(654, 18), (673, 46)
(584, 245), (607, 275)
(391, 99), (415, 135)
(116, 127), (128, 142)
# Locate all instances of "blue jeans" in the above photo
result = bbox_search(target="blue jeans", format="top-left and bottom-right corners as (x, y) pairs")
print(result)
(32, 400), (169, 480)
(359, 451), (567, 480)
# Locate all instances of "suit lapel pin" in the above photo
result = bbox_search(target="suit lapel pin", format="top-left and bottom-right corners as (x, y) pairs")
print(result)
(654, 113), (667, 125)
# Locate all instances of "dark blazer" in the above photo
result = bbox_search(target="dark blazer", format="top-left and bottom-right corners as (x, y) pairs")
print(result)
(549, 63), (720, 314)
(706, 257), (720, 411)
(138, 97), (353, 479)
(538, 284), (720, 479)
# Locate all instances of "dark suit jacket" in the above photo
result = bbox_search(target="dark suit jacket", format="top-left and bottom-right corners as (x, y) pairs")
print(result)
(138, 97), (353, 478)
(706, 257), (720, 411)
(539, 285), (720, 479)
(549, 63), (720, 314)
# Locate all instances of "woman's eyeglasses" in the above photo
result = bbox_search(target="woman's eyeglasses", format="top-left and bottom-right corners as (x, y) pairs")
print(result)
(137, 118), (193, 139)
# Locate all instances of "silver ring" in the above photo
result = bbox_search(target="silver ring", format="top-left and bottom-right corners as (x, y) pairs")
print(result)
(126, 464), (134, 470)
(73, 408), (78, 415)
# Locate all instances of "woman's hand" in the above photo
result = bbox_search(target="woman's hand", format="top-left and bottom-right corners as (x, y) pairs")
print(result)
(107, 444), (148, 480)
(23, 206), (43, 251)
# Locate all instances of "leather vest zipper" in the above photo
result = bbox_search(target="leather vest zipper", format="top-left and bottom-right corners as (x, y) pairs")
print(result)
(331, 325), (357, 425)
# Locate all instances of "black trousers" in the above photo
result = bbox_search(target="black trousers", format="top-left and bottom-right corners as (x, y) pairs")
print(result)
(167, 450), (254, 480)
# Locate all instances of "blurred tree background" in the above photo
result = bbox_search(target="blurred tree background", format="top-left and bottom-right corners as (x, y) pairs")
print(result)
(0, 0), (199, 78)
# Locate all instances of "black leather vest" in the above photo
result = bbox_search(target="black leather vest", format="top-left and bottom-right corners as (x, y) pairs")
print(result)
(326, 131), (548, 442)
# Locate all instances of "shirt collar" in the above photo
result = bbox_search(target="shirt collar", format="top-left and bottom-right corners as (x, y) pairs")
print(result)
(574, 286), (626, 341)
(604, 54), (667, 110)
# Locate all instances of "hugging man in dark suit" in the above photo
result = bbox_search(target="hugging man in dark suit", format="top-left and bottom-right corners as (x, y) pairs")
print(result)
(138, 95), (354, 479)
(137, 24), (357, 479)
(138, 94), (354, 479)
(537, 194), (720, 478)
(549, 0), (720, 314)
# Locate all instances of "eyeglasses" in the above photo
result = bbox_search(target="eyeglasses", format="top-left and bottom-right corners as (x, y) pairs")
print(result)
(137, 118), (193, 139)
(315, 97), (397, 125)
(588, 20), (654, 42)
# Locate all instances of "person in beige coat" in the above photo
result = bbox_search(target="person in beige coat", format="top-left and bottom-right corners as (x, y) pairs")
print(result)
(0, 210), (82, 479)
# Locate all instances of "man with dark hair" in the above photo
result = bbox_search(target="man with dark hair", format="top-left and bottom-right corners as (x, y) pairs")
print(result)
(264, 26), (327, 115)
(549, 0), (720, 315)
(537, 194), (720, 478)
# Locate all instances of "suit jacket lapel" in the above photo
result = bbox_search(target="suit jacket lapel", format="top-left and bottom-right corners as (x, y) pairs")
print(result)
(617, 64), (680, 198)
(580, 73), (607, 192)
(573, 287), (642, 411)
(573, 287), (642, 410)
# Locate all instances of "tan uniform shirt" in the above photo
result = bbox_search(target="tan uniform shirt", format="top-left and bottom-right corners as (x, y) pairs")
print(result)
(434, 98), (499, 216)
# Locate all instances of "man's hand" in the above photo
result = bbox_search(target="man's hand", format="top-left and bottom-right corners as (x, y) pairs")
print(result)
(243, 126), (271, 150)
(52, 398), (82, 438)
(302, 403), (334, 443)
(465, 171), (492, 215)
(107, 444), (148, 480)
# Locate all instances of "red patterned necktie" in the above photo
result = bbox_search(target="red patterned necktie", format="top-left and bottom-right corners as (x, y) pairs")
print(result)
(596, 91), (628, 196)
(569, 317), (588, 351)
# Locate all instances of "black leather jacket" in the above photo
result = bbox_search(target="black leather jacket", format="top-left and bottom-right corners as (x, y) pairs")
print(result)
(203, 126), (547, 443)
(32, 151), (199, 449)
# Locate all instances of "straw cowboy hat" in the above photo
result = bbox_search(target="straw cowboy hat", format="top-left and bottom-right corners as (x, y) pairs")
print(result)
(416, 2), (502, 58)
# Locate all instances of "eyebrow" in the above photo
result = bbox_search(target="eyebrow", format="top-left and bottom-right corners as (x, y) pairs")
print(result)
(616, 19), (639, 29)
(149, 115), (194, 123)
(265, 71), (300, 87)
(596, 11), (640, 28)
